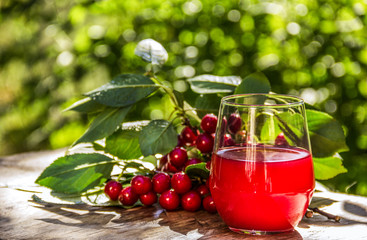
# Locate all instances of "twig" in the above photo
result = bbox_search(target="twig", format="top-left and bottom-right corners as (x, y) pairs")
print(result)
(309, 207), (341, 222)
(305, 209), (314, 218)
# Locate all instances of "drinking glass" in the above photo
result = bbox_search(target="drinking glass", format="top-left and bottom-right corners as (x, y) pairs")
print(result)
(209, 94), (315, 235)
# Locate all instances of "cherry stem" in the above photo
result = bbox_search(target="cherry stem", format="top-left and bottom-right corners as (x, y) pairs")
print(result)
(149, 74), (201, 125)
(305, 209), (314, 218)
(308, 207), (341, 222)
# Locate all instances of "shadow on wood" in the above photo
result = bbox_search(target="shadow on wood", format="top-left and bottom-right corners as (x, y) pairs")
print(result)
(30, 199), (304, 240)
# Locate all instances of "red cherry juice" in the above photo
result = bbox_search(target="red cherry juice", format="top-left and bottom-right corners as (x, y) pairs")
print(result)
(210, 146), (315, 233)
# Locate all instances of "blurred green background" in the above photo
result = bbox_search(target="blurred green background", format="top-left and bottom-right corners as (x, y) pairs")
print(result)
(1, 0), (367, 195)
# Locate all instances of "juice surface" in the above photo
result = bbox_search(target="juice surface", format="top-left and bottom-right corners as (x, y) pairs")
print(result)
(210, 146), (315, 232)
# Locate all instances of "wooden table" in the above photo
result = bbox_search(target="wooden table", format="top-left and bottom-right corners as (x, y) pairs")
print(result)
(1, 149), (367, 240)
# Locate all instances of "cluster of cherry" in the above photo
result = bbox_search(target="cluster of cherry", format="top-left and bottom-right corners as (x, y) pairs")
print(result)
(103, 114), (228, 212)
(104, 171), (216, 212)
(104, 112), (288, 212)
(160, 113), (219, 173)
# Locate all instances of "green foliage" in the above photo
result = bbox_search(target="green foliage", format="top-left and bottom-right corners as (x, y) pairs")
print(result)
(34, 40), (348, 196)
(307, 110), (349, 157)
(63, 98), (106, 113)
(272, 112), (304, 146)
(86, 74), (158, 107)
(2, 0), (367, 195)
(260, 107), (349, 179)
(313, 156), (348, 180)
(194, 94), (221, 114)
(188, 75), (241, 94)
(139, 119), (178, 156)
(185, 162), (210, 179)
(234, 72), (271, 94)
(141, 155), (158, 168)
(105, 128), (142, 160)
(35, 153), (115, 194)
(72, 106), (132, 146)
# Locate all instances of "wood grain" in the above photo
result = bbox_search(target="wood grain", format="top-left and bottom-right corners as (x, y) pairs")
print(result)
(1, 150), (367, 240)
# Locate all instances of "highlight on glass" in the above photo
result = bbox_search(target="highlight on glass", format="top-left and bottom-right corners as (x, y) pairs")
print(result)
(209, 94), (315, 235)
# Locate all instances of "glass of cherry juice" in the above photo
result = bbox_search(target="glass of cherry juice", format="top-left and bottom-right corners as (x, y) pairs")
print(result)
(210, 94), (315, 235)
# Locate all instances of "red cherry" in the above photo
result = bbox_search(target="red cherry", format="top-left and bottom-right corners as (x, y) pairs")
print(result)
(118, 186), (139, 206)
(224, 133), (235, 146)
(163, 162), (181, 173)
(196, 184), (210, 198)
(159, 154), (168, 170)
(181, 190), (201, 212)
(177, 135), (184, 147)
(184, 158), (202, 170)
(200, 114), (218, 134)
(275, 132), (288, 146)
(181, 126), (199, 146)
(228, 113), (242, 134)
(159, 189), (180, 211)
(131, 175), (152, 195)
(139, 191), (158, 206)
(104, 180), (123, 201)
(152, 172), (171, 194)
(203, 195), (217, 213)
(171, 172), (192, 194)
(196, 133), (214, 153)
(168, 147), (188, 168)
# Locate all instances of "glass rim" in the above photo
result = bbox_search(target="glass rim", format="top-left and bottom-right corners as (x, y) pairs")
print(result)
(221, 93), (305, 108)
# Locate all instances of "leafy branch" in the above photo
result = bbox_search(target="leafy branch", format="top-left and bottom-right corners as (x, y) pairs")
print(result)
(36, 39), (349, 201)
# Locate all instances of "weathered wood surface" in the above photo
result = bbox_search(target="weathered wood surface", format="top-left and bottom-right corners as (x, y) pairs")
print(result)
(1, 149), (367, 240)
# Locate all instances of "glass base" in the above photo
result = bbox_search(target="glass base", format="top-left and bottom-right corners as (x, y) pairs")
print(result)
(229, 226), (294, 235)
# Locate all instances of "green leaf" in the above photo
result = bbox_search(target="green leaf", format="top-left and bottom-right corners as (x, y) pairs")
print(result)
(183, 101), (202, 124)
(313, 156), (348, 180)
(305, 102), (319, 111)
(35, 153), (116, 194)
(260, 113), (281, 144)
(307, 109), (349, 157)
(139, 120), (178, 156)
(63, 97), (106, 113)
(185, 162), (210, 179)
(276, 112), (305, 146)
(260, 111), (304, 146)
(86, 74), (158, 107)
(141, 155), (157, 167)
(92, 142), (105, 151)
(187, 75), (241, 94)
(105, 128), (142, 160)
(120, 120), (150, 130)
(194, 94), (221, 116)
(234, 72), (271, 94)
(134, 39), (168, 66)
(73, 106), (132, 146)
